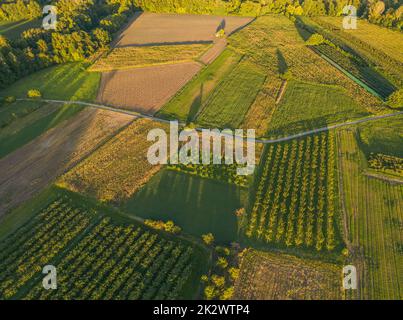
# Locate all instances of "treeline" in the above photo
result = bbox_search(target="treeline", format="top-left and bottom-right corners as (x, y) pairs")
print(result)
(133, 0), (402, 29)
(0, 0), (43, 21)
(0, 0), (139, 89)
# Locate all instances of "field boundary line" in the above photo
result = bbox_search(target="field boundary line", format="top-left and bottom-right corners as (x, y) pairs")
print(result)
(16, 98), (403, 145)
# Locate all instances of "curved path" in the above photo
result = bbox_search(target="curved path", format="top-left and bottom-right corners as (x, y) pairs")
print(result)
(18, 98), (403, 144)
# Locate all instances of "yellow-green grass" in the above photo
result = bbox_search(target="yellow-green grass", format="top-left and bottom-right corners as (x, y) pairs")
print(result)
(315, 17), (403, 63)
(0, 62), (101, 102)
(90, 44), (210, 72)
(158, 49), (242, 122)
(338, 128), (403, 300)
(235, 249), (344, 300)
(309, 16), (403, 88)
(267, 80), (370, 137)
(0, 19), (41, 40)
(229, 15), (385, 114)
(196, 58), (266, 129)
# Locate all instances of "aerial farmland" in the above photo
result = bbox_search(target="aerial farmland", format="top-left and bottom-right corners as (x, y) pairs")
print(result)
(0, 0), (402, 305)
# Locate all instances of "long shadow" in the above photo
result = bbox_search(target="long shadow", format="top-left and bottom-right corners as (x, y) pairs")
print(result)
(112, 11), (143, 48)
(117, 40), (213, 48)
(187, 83), (203, 123)
(227, 17), (257, 37)
(216, 19), (226, 33)
(294, 18), (396, 100)
(276, 49), (288, 75)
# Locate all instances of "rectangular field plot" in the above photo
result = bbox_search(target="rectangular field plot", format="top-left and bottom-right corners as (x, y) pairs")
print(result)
(97, 62), (201, 115)
(90, 44), (210, 72)
(246, 132), (342, 252)
(196, 59), (266, 129)
(116, 12), (252, 46)
(267, 80), (370, 137)
(158, 49), (242, 121)
(0, 109), (132, 217)
(234, 250), (343, 300)
(125, 169), (246, 243)
(0, 190), (207, 300)
(58, 118), (167, 203)
(338, 129), (403, 300)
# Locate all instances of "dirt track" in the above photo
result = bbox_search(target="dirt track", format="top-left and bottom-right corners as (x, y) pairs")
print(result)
(97, 62), (202, 115)
(116, 12), (253, 46)
(0, 109), (133, 217)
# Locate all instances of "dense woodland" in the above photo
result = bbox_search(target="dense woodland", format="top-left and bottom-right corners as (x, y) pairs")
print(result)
(0, 0), (402, 91)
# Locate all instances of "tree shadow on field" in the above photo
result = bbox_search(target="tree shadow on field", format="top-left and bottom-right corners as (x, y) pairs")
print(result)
(276, 49), (288, 75)
(216, 19), (226, 33)
(187, 83), (204, 123)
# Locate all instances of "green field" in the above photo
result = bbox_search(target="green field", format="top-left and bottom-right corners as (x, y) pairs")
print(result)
(0, 102), (84, 158)
(0, 63), (101, 101)
(267, 80), (370, 137)
(356, 115), (403, 158)
(0, 19), (42, 39)
(0, 187), (209, 300)
(338, 129), (402, 299)
(158, 49), (242, 122)
(125, 169), (246, 243)
(196, 58), (266, 128)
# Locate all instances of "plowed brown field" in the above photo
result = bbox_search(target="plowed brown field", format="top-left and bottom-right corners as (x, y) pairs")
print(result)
(0, 108), (133, 217)
(116, 12), (252, 46)
(97, 62), (202, 114)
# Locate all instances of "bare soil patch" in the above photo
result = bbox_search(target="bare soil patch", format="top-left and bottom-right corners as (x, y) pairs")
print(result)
(116, 12), (252, 46)
(0, 109), (133, 217)
(97, 62), (202, 115)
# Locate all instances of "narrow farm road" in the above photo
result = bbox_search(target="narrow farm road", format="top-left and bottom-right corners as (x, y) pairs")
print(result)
(18, 98), (403, 144)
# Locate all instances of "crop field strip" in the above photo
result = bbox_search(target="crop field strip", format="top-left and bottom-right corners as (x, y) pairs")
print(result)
(58, 118), (169, 204)
(338, 129), (403, 299)
(90, 44), (210, 72)
(246, 131), (341, 252)
(235, 249), (344, 300)
(0, 196), (201, 300)
(307, 16), (403, 88)
(195, 57), (266, 129)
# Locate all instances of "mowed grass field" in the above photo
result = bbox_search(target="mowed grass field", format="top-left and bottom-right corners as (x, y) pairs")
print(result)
(125, 169), (246, 243)
(0, 63), (101, 101)
(267, 80), (370, 137)
(90, 44), (210, 72)
(158, 49), (242, 122)
(338, 128), (403, 300)
(196, 58), (266, 128)
(0, 102), (84, 158)
(0, 187), (209, 300)
(0, 19), (41, 39)
(235, 249), (343, 300)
